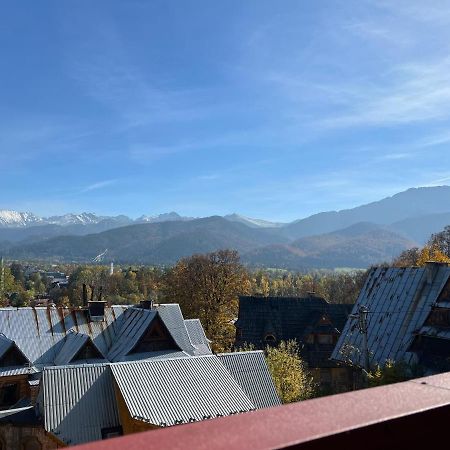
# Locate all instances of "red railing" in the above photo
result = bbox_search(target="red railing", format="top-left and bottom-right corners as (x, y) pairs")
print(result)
(73, 371), (450, 450)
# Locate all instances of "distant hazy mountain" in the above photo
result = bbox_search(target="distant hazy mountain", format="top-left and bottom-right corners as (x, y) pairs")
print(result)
(3, 186), (450, 268)
(135, 212), (194, 223)
(4, 217), (289, 264)
(224, 213), (285, 228)
(281, 186), (450, 240)
(242, 222), (416, 269)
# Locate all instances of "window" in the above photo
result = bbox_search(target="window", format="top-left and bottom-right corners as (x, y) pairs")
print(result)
(101, 426), (123, 440)
(317, 334), (333, 344)
(264, 334), (276, 343)
(0, 383), (19, 408)
(130, 317), (179, 353)
(73, 341), (103, 361)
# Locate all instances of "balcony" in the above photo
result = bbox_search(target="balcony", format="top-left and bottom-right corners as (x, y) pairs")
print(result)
(72, 371), (450, 450)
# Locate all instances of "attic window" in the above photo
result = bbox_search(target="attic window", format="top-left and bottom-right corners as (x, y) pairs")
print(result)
(317, 334), (333, 345)
(0, 383), (18, 408)
(73, 341), (103, 361)
(130, 316), (180, 354)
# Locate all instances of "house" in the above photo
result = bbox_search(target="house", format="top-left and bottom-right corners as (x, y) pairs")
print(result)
(234, 295), (354, 393)
(0, 300), (281, 448)
(0, 301), (212, 411)
(331, 262), (450, 373)
(34, 351), (280, 447)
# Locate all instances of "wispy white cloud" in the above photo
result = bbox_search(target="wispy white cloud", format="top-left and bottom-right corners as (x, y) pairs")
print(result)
(81, 179), (118, 193)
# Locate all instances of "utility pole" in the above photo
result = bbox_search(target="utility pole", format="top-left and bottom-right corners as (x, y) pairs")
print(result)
(350, 305), (370, 373)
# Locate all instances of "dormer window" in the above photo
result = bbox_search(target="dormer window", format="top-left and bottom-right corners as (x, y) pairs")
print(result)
(317, 334), (333, 345)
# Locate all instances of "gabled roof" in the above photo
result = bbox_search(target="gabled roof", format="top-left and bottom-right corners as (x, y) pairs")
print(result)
(0, 334), (32, 373)
(217, 351), (281, 409)
(110, 355), (255, 427)
(331, 264), (450, 368)
(0, 306), (127, 367)
(0, 335), (14, 360)
(54, 332), (106, 366)
(235, 296), (352, 347)
(0, 304), (211, 371)
(106, 308), (158, 361)
(40, 364), (120, 446)
(40, 352), (275, 445)
(155, 304), (197, 354)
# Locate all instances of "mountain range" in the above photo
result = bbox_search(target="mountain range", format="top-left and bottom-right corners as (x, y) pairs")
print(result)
(2, 186), (450, 269)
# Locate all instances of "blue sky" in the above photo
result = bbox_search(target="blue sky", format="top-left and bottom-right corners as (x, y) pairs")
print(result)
(2, 0), (450, 222)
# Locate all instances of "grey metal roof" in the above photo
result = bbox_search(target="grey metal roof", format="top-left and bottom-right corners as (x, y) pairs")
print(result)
(118, 350), (190, 362)
(184, 319), (212, 355)
(106, 308), (157, 361)
(155, 304), (197, 354)
(217, 351), (281, 409)
(54, 332), (92, 365)
(0, 306), (127, 367)
(110, 355), (255, 427)
(0, 304), (210, 371)
(331, 265), (450, 368)
(0, 366), (37, 377)
(40, 364), (120, 446)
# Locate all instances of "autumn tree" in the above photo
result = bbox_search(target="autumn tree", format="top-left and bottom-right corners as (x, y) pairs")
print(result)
(392, 247), (421, 267)
(161, 250), (250, 352)
(265, 340), (316, 403)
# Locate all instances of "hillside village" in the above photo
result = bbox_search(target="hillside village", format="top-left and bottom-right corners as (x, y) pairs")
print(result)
(0, 250), (449, 448)
(3, 1), (450, 448)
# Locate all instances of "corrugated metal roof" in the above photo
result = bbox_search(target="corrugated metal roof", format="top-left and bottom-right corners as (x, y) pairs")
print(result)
(118, 350), (190, 362)
(54, 332), (89, 365)
(40, 364), (120, 446)
(0, 306), (128, 367)
(0, 366), (37, 377)
(110, 355), (255, 427)
(217, 351), (281, 409)
(106, 308), (157, 361)
(331, 265), (450, 368)
(0, 304), (211, 370)
(184, 319), (212, 355)
(155, 304), (197, 354)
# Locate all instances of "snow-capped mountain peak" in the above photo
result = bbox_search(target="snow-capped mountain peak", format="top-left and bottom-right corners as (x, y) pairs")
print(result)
(0, 210), (43, 227)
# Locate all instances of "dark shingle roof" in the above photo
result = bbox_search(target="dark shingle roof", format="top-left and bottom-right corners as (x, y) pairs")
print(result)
(235, 296), (353, 367)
